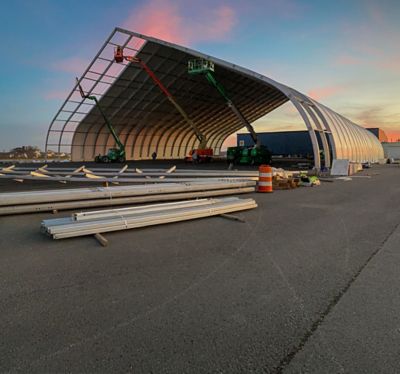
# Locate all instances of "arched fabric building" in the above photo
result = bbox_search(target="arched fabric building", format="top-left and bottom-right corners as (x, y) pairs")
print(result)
(46, 27), (384, 168)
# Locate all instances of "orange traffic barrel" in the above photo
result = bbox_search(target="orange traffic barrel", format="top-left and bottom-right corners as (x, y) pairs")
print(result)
(258, 165), (273, 193)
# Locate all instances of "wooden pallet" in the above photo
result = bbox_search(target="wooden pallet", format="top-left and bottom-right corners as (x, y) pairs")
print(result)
(272, 176), (300, 190)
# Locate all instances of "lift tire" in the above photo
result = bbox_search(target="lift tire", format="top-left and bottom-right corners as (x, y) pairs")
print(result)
(101, 155), (110, 163)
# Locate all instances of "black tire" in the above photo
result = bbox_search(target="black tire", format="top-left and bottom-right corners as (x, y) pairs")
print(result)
(101, 155), (110, 163)
(118, 156), (126, 163)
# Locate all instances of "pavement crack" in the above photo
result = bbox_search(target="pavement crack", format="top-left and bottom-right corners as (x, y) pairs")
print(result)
(273, 220), (400, 374)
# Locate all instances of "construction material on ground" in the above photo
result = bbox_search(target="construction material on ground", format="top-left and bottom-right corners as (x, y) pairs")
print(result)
(0, 165), (259, 185)
(94, 233), (108, 247)
(71, 199), (222, 222)
(41, 197), (257, 239)
(2, 166), (259, 178)
(0, 180), (255, 215)
(0, 180), (255, 206)
(220, 213), (245, 223)
(0, 173), (255, 184)
(331, 159), (350, 176)
(272, 175), (300, 190)
(0, 187), (254, 215)
(299, 175), (320, 187)
(348, 162), (363, 175)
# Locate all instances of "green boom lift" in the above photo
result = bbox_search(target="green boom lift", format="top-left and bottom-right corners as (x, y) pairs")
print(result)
(76, 78), (126, 163)
(187, 59), (271, 165)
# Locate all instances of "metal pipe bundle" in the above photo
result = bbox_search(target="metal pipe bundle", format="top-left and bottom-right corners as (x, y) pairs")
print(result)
(1, 169), (259, 178)
(0, 180), (256, 215)
(0, 187), (254, 215)
(0, 174), (255, 183)
(41, 197), (257, 239)
(7, 166), (259, 177)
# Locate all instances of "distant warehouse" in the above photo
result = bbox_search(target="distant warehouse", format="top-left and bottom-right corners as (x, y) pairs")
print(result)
(237, 131), (315, 158)
(366, 128), (388, 142)
(237, 128), (388, 159)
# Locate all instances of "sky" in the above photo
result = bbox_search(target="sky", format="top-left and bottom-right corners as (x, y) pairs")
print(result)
(0, 0), (399, 151)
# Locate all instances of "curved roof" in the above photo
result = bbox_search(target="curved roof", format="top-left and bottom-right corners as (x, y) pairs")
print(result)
(46, 27), (384, 167)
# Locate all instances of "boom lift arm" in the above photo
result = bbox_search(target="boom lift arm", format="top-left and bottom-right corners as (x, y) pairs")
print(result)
(188, 59), (260, 147)
(76, 78), (126, 161)
(114, 46), (208, 149)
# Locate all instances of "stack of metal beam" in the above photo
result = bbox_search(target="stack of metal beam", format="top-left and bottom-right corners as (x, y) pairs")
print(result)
(0, 165), (259, 183)
(41, 197), (257, 239)
(0, 180), (256, 215)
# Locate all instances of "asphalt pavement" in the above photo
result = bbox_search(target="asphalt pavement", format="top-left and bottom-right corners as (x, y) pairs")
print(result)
(0, 164), (399, 373)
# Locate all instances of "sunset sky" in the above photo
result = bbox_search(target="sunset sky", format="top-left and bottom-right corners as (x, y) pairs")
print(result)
(1, 0), (399, 150)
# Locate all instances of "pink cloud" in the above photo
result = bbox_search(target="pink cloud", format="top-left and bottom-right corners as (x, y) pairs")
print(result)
(332, 5), (400, 74)
(193, 5), (235, 41)
(351, 107), (400, 140)
(123, 0), (185, 44)
(43, 89), (70, 101)
(308, 85), (345, 101)
(50, 57), (89, 74)
(335, 54), (362, 66)
(377, 55), (400, 73)
(122, 0), (236, 45)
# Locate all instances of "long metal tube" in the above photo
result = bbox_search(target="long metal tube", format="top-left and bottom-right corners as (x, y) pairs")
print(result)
(0, 174), (255, 184)
(0, 180), (256, 206)
(42, 198), (257, 239)
(0, 187), (254, 216)
(1, 170), (259, 178)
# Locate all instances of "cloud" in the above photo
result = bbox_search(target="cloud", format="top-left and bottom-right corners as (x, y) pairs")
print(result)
(43, 89), (70, 100)
(376, 55), (400, 73)
(50, 57), (90, 74)
(307, 85), (345, 101)
(354, 106), (382, 127)
(346, 105), (400, 141)
(334, 54), (362, 66)
(122, 0), (236, 45)
(331, 4), (400, 74)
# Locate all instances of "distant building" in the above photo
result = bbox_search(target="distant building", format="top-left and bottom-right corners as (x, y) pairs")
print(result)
(366, 128), (388, 142)
(238, 128), (390, 160)
(237, 131), (320, 158)
(382, 142), (400, 159)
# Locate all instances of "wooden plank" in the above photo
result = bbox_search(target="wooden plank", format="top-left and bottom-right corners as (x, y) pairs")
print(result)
(94, 233), (108, 247)
(220, 213), (245, 223)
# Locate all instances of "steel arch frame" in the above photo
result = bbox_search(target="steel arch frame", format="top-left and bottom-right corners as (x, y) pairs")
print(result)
(46, 27), (384, 166)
